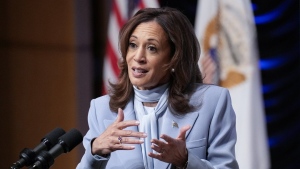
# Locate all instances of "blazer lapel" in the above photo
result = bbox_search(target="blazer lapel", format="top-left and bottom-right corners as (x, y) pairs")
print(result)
(154, 109), (199, 169)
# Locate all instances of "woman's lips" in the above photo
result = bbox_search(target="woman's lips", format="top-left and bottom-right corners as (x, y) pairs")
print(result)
(132, 68), (148, 78)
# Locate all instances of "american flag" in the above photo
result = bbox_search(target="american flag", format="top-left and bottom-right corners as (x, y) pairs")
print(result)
(103, 0), (159, 94)
(200, 48), (220, 84)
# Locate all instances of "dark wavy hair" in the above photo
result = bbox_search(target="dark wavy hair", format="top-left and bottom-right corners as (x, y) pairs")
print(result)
(108, 7), (203, 115)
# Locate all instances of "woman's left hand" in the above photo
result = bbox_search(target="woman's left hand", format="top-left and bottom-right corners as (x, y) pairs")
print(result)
(148, 125), (191, 167)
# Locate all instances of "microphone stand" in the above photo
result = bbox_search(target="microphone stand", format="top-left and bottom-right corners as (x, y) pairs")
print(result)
(10, 148), (37, 169)
(28, 151), (54, 169)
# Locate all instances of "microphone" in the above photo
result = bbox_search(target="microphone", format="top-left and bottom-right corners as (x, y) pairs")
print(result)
(10, 128), (66, 169)
(29, 128), (83, 169)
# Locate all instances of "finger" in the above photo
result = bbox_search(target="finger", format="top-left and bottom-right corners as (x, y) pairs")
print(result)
(177, 125), (191, 140)
(119, 137), (144, 144)
(151, 144), (161, 153)
(120, 130), (147, 138)
(111, 135), (143, 146)
(148, 152), (166, 161)
(160, 134), (174, 143)
(116, 108), (140, 129)
(151, 143), (167, 154)
(151, 138), (168, 148)
(118, 120), (140, 129)
(112, 143), (135, 150)
(116, 108), (124, 123)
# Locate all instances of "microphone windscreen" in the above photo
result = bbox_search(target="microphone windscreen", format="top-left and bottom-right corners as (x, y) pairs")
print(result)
(42, 128), (66, 148)
(59, 129), (83, 152)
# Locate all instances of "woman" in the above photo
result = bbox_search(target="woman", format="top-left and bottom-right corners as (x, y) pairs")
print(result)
(77, 7), (238, 169)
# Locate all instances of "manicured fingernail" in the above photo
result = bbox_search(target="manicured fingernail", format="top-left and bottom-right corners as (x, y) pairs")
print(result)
(135, 121), (140, 124)
(139, 139), (144, 143)
(142, 133), (147, 137)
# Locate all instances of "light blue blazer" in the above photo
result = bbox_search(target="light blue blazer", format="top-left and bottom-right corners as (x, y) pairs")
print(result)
(76, 84), (239, 169)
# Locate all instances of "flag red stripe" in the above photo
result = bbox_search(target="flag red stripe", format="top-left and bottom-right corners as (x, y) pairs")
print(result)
(139, 0), (145, 9)
(113, 0), (125, 27)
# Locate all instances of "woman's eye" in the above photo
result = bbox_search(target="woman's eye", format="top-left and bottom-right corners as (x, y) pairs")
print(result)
(148, 46), (157, 52)
(129, 42), (137, 48)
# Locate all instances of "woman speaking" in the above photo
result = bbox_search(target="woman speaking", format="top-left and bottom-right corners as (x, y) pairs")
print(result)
(77, 7), (239, 169)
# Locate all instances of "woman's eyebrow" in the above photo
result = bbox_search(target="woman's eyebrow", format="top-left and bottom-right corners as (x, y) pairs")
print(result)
(130, 35), (138, 39)
(130, 35), (159, 44)
(147, 38), (159, 44)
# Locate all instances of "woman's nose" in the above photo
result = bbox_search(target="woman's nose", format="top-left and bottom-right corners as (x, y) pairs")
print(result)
(133, 47), (146, 63)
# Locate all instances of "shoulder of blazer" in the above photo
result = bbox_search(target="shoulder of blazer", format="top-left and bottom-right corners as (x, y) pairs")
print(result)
(92, 95), (115, 117)
(91, 95), (135, 119)
(192, 84), (227, 99)
(189, 84), (229, 112)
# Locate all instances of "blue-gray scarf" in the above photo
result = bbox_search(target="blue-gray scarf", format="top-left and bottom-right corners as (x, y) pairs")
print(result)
(133, 83), (169, 169)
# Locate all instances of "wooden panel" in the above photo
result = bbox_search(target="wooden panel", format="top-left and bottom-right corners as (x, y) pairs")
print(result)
(5, 0), (75, 45)
(0, 0), (80, 168)
(7, 53), (79, 169)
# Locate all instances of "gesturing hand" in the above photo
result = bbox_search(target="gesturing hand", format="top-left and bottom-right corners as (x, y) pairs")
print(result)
(148, 125), (191, 167)
(92, 108), (147, 156)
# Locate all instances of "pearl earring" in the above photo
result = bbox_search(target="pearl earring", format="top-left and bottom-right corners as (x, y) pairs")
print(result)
(171, 68), (175, 72)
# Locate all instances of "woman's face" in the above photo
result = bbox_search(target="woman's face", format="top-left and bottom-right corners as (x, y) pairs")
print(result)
(126, 21), (171, 90)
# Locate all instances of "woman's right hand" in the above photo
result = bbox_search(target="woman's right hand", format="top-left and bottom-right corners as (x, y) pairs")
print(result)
(91, 108), (147, 156)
